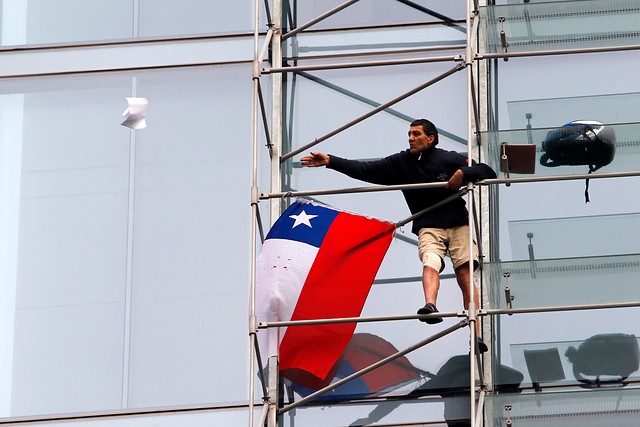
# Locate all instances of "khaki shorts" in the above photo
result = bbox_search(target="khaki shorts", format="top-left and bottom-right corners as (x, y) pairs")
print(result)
(418, 225), (478, 272)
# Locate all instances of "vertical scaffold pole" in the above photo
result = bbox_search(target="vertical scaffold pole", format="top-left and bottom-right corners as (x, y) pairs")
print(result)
(468, 182), (478, 427)
(466, 1), (478, 426)
(270, 0), (283, 224)
(249, 0), (261, 425)
(268, 0), (284, 426)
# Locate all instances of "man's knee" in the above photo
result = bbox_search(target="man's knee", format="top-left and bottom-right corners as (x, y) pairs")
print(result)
(422, 252), (444, 273)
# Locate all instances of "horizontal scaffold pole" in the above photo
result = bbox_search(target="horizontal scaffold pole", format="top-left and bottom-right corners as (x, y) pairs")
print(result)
(262, 54), (464, 74)
(476, 43), (640, 61)
(485, 170), (640, 185)
(484, 300), (640, 317)
(262, 180), (450, 199)
(258, 309), (463, 329)
(260, 170), (640, 200)
(257, 301), (640, 331)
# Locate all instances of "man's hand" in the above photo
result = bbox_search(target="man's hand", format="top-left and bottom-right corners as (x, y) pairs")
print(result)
(300, 152), (330, 167)
(445, 169), (464, 190)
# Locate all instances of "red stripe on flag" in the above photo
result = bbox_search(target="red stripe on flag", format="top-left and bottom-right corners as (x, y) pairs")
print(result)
(279, 212), (394, 384)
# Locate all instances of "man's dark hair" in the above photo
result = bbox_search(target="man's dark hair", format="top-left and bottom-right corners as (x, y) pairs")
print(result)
(410, 118), (439, 146)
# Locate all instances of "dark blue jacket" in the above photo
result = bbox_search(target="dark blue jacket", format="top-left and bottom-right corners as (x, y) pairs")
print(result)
(328, 147), (496, 235)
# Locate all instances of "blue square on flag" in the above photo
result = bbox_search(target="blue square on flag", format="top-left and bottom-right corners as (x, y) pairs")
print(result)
(266, 201), (339, 248)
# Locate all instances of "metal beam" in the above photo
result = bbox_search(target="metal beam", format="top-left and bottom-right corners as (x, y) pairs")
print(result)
(476, 43), (640, 61)
(260, 170), (640, 200)
(262, 53), (464, 74)
(258, 300), (640, 330)
(484, 300), (640, 317)
(258, 309), (465, 329)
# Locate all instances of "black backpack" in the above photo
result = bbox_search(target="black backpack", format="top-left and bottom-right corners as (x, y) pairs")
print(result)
(539, 120), (616, 202)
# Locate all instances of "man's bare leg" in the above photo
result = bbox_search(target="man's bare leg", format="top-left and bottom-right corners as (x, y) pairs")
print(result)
(454, 262), (479, 311)
(455, 262), (487, 352)
(422, 265), (440, 305)
(417, 266), (442, 324)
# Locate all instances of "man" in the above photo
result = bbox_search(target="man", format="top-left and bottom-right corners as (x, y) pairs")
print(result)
(300, 119), (496, 353)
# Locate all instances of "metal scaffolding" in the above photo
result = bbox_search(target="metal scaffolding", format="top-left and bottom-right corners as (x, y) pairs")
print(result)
(250, 1), (640, 426)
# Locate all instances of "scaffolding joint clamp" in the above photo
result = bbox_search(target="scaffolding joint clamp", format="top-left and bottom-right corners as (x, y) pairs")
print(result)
(249, 314), (258, 334)
(251, 185), (260, 205)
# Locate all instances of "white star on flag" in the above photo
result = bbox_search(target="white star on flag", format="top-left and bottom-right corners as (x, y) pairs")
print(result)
(289, 210), (318, 228)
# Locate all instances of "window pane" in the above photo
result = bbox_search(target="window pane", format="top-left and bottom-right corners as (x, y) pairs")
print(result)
(288, 0), (467, 30)
(128, 66), (252, 408)
(6, 76), (132, 416)
(1, 65), (253, 417)
(0, 1), (257, 47)
(139, 0), (254, 37)
(1, 0), (133, 46)
(480, 0), (640, 55)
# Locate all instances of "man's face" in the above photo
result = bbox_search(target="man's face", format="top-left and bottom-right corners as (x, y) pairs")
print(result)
(408, 125), (435, 154)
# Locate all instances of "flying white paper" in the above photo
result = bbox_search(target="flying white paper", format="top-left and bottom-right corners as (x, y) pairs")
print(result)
(121, 97), (149, 129)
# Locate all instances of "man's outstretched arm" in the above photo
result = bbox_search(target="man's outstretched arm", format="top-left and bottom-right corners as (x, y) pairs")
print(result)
(301, 151), (399, 186)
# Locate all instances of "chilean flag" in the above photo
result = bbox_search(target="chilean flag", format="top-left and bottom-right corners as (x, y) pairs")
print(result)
(256, 199), (395, 388)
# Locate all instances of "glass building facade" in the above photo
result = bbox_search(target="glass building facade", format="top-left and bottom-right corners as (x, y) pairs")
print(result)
(0, 1), (639, 426)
